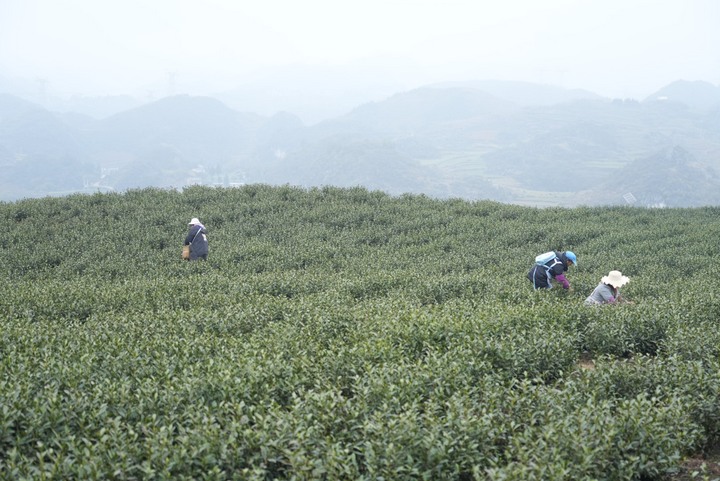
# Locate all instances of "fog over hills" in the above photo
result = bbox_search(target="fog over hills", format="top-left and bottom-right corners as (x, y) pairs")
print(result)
(1, 80), (720, 207)
(427, 80), (604, 106)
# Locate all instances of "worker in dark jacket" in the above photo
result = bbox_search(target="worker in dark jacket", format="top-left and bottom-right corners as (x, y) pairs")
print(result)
(527, 251), (576, 290)
(184, 217), (209, 261)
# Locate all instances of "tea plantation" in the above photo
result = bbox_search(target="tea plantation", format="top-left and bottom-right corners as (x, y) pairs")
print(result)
(1, 185), (719, 480)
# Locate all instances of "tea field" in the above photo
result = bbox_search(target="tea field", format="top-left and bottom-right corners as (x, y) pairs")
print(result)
(1, 185), (719, 480)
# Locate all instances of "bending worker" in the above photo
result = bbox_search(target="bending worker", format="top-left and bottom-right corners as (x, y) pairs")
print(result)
(584, 270), (630, 305)
(528, 250), (577, 290)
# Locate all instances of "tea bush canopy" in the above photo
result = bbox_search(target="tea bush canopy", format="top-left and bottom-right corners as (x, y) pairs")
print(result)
(1, 185), (719, 480)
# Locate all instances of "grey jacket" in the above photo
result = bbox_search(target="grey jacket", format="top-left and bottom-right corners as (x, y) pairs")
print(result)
(584, 283), (617, 306)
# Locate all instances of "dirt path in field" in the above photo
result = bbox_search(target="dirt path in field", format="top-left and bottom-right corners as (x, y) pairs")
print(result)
(577, 351), (595, 370)
(668, 444), (720, 480)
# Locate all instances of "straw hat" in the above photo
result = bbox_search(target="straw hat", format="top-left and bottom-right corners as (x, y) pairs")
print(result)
(602, 270), (630, 288)
(188, 217), (200, 225)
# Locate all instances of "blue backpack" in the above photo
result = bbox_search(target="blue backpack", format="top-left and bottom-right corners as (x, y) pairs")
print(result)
(535, 251), (557, 266)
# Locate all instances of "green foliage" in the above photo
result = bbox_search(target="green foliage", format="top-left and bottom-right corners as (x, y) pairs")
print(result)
(1, 185), (719, 479)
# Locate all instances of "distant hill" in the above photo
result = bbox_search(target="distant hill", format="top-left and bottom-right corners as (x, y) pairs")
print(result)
(81, 95), (269, 190)
(88, 95), (265, 155)
(644, 80), (720, 111)
(302, 87), (518, 156)
(57, 94), (145, 120)
(0, 94), (81, 156)
(334, 87), (517, 133)
(0, 94), (90, 199)
(579, 145), (720, 207)
(2, 80), (720, 206)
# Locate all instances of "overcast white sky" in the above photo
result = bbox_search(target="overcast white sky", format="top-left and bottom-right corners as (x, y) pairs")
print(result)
(1, 0), (719, 102)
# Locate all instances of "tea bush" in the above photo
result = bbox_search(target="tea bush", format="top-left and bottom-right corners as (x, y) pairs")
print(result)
(1, 185), (719, 479)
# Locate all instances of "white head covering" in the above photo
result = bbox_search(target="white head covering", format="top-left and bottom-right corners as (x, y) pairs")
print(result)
(188, 217), (200, 225)
(601, 270), (630, 288)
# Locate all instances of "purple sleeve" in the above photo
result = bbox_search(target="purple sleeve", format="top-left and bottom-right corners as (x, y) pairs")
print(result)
(555, 274), (570, 289)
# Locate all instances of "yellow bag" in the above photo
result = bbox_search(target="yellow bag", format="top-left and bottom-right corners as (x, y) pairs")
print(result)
(182, 245), (190, 260)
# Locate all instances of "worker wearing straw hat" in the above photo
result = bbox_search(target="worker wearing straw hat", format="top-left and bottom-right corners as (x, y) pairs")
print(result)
(584, 270), (630, 306)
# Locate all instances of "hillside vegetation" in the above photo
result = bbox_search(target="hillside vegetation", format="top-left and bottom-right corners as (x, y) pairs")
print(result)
(1, 185), (720, 480)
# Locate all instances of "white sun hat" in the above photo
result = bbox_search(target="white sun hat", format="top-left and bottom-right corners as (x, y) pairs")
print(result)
(601, 270), (630, 288)
(188, 217), (200, 225)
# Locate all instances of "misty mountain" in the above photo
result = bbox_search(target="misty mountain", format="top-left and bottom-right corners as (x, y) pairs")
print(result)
(480, 99), (655, 191)
(255, 111), (307, 151)
(643, 80), (720, 111)
(87, 95), (265, 155)
(311, 87), (517, 138)
(0, 94), (92, 199)
(57, 94), (146, 120)
(0, 94), (82, 157)
(578, 146), (720, 207)
(0, 73), (145, 119)
(2, 79), (720, 206)
(82, 95), (273, 190)
(703, 105), (720, 132)
(274, 137), (427, 192)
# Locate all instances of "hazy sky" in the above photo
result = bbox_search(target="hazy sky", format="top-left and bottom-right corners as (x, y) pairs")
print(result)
(2, 0), (719, 102)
